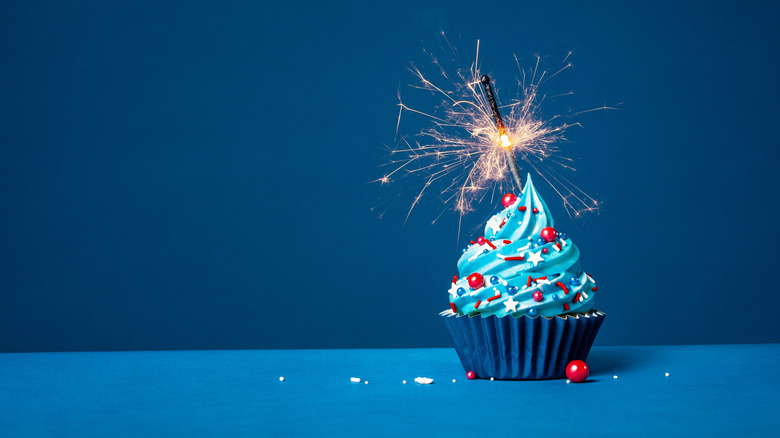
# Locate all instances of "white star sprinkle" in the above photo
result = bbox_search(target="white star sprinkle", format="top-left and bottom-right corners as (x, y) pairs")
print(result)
(448, 283), (460, 298)
(504, 297), (519, 312)
(536, 278), (552, 286)
(527, 250), (544, 267)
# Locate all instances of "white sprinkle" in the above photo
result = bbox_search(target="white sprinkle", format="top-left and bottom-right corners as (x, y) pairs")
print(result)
(613, 375), (618, 379)
(502, 280), (508, 286)
(414, 377), (433, 384)
(452, 379), (456, 383)
(566, 379), (571, 384)
(365, 381), (369, 384)
(279, 376), (285, 381)
(490, 377), (495, 381)
(665, 372), (670, 377)
(402, 380), (407, 384)
(350, 377), (361, 383)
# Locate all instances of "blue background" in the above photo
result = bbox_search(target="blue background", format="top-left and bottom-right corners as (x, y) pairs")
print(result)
(1, 0), (778, 352)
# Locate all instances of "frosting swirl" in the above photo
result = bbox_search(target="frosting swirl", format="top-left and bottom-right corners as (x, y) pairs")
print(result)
(447, 174), (597, 318)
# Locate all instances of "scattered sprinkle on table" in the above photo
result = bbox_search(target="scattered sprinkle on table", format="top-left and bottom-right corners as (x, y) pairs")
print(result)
(490, 377), (495, 381)
(279, 377), (284, 382)
(402, 380), (407, 384)
(414, 377), (433, 384)
(665, 372), (670, 377)
(364, 381), (369, 384)
(452, 379), (456, 383)
(350, 377), (360, 383)
(613, 375), (618, 379)
(566, 380), (571, 384)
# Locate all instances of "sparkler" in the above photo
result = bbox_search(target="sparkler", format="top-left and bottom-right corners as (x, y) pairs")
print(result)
(375, 39), (612, 224)
(480, 74), (523, 191)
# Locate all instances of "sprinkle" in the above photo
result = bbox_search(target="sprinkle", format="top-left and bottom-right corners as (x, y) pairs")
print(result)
(452, 275), (458, 284)
(503, 240), (512, 244)
(542, 248), (548, 254)
(452, 379), (456, 383)
(556, 281), (570, 295)
(474, 300), (481, 309)
(534, 276), (548, 281)
(573, 292), (582, 303)
(450, 303), (457, 313)
(365, 381), (369, 384)
(553, 242), (562, 252)
(566, 380), (571, 384)
(665, 373), (670, 377)
(563, 303), (570, 311)
(501, 280), (508, 286)
(279, 377), (285, 381)
(470, 240), (476, 245)
(500, 218), (507, 228)
(501, 256), (524, 261)
(518, 206), (527, 211)
(613, 375), (618, 379)
(414, 377), (433, 384)
(487, 294), (501, 302)
(350, 377), (361, 382)
(490, 377), (495, 381)
(485, 239), (497, 249)
(527, 276), (533, 287)
(403, 380), (407, 384)
(592, 287), (598, 292)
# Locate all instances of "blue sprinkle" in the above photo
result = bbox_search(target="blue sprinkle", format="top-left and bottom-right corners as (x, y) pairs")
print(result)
(536, 237), (546, 245)
(569, 276), (580, 286)
(490, 276), (500, 285)
(528, 308), (538, 316)
(552, 294), (559, 300)
(507, 285), (518, 295)
(457, 287), (466, 297)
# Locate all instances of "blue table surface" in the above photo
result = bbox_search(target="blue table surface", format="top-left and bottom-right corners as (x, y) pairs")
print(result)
(1, 345), (778, 437)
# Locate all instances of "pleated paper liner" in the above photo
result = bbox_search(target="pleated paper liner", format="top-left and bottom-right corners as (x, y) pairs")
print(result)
(440, 309), (605, 380)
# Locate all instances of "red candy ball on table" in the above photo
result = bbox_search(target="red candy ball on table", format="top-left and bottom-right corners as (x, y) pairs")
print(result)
(467, 273), (484, 289)
(533, 291), (543, 302)
(466, 371), (476, 380)
(502, 193), (517, 208)
(540, 227), (557, 243)
(566, 360), (589, 383)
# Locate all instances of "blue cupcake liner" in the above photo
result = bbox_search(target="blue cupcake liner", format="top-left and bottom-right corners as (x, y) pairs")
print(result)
(440, 309), (605, 380)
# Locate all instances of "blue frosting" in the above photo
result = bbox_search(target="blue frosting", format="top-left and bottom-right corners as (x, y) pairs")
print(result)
(447, 174), (597, 318)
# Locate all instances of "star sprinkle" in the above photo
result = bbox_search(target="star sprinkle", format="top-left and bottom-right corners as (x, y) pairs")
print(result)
(527, 250), (544, 267)
(448, 283), (460, 298)
(504, 297), (519, 312)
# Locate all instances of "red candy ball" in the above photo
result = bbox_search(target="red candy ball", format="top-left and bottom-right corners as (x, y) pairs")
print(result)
(467, 273), (484, 289)
(532, 207), (539, 214)
(466, 371), (476, 380)
(533, 291), (544, 302)
(502, 193), (518, 207)
(477, 237), (486, 245)
(540, 227), (557, 243)
(566, 360), (589, 383)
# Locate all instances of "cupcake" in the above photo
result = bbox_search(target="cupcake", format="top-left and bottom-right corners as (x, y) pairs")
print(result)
(440, 174), (604, 380)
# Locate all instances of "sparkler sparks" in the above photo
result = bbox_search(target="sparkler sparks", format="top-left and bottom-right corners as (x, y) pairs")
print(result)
(375, 38), (613, 225)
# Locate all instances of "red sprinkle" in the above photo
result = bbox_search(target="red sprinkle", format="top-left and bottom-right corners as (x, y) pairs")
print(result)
(485, 239), (497, 249)
(592, 287), (598, 292)
(450, 303), (457, 313)
(502, 240), (512, 244)
(503, 256), (524, 261)
(500, 218), (507, 228)
(487, 294), (501, 302)
(563, 303), (570, 311)
(452, 275), (458, 284)
(556, 281), (570, 295)
(470, 240), (476, 245)
(527, 276), (533, 287)
(573, 292), (582, 303)
(474, 300), (482, 309)
(518, 206), (527, 212)
(534, 276), (548, 281)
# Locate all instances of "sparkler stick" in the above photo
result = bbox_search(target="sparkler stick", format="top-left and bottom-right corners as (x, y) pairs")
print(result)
(480, 75), (523, 191)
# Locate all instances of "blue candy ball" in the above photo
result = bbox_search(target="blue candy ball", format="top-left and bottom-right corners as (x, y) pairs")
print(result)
(552, 294), (559, 301)
(462, 248), (467, 253)
(490, 276), (500, 285)
(457, 287), (466, 296)
(536, 237), (546, 245)
(483, 249), (489, 254)
(528, 308), (538, 316)
(530, 243), (538, 249)
(569, 276), (580, 286)
(507, 285), (518, 295)
(558, 232), (568, 240)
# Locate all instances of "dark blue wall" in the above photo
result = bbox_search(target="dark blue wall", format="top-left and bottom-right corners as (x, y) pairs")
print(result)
(1, 1), (778, 351)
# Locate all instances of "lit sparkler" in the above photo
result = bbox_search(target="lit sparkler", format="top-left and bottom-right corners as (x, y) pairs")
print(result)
(375, 39), (612, 224)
